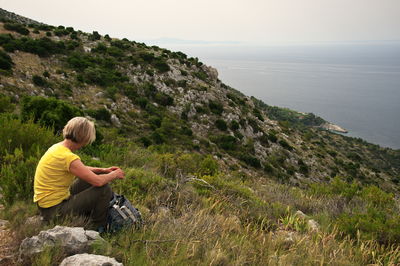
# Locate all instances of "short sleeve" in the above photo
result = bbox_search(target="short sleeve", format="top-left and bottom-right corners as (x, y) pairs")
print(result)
(65, 152), (81, 170)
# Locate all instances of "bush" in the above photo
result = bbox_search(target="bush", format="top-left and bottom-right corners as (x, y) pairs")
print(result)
(154, 60), (170, 73)
(208, 101), (224, 115)
(193, 71), (208, 81)
(32, 75), (47, 87)
(0, 94), (15, 113)
(198, 155), (219, 176)
(89, 31), (101, 41)
(21, 96), (83, 132)
(279, 139), (294, 151)
(0, 148), (40, 205)
(82, 66), (128, 86)
(239, 154), (261, 168)
(87, 108), (111, 122)
(4, 23), (29, 35)
(229, 120), (240, 131)
(212, 135), (237, 151)
(154, 92), (174, 106)
(0, 50), (13, 70)
(215, 119), (227, 131)
(0, 114), (58, 160)
(0, 36), (66, 57)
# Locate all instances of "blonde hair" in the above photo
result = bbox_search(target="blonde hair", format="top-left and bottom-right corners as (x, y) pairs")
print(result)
(63, 117), (96, 145)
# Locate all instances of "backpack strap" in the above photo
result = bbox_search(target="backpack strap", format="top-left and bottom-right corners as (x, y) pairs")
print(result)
(112, 204), (128, 220)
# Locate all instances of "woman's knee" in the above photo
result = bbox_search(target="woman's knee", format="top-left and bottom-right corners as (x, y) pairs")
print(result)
(94, 183), (112, 198)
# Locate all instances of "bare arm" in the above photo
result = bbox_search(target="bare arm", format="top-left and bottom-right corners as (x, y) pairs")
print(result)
(87, 166), (121, 174)
(69, 160), (124, 187)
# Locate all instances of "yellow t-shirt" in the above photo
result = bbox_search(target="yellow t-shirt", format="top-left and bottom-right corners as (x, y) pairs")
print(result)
(33, 143), (80, 208)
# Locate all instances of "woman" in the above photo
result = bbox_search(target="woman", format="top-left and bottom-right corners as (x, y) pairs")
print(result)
(33, 117), (125, 230)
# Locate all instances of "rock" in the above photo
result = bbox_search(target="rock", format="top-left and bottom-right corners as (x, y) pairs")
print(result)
(25, 216), (43, 227)
(321, 122), (348, 133)
(60, 253), (123, 266)
(295, 210), (307, 219)
(18, 226), (105, 262)
(95, 92), (104, 98)
(156, 207), (171, 219)
(110, 114), (121, 127)
(0, 219), (8, 229)
(83, 46), (92, 53)
(202, 65), (218, 81)
(308, 219), (320, 232)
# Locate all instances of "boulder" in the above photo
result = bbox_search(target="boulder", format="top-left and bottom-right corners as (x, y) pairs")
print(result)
(295, 210), (307, 219)
(110, 114), (121, 127)
(19, 226), (105, 262)
(308, 219), (320, 232)
(60, 253), (123, 266)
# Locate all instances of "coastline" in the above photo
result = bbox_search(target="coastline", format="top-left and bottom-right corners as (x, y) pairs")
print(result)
(321, 122), (348, 134)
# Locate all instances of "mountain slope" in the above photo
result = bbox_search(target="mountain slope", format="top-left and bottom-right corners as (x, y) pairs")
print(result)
(1, 9), (400, 265)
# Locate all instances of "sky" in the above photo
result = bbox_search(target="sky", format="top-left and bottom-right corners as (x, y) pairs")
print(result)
(1, 0), (400, 45)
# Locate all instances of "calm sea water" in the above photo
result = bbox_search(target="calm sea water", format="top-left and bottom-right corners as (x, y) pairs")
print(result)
(160, 43), (400, 149)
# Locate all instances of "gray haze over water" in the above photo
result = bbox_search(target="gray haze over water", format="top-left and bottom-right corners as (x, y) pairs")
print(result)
(160, 43), (400, 149)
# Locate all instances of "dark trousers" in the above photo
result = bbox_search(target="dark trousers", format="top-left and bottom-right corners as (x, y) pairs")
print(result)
(39, 179), (112, 229)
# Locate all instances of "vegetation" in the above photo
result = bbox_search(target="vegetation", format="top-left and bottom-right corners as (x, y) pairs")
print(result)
(0, 18), (400, 265)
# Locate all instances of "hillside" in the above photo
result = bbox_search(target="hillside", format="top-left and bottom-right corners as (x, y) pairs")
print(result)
(1, 9), (400, 265)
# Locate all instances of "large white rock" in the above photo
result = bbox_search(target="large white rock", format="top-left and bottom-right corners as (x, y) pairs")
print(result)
(60, 253), (123, 266)
(19, 226), (104, 261)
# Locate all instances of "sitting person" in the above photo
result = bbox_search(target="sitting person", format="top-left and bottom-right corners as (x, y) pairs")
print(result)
(33, 116), (125, 230)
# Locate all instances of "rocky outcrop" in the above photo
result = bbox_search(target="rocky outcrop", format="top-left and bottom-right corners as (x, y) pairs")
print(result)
(60, 253), (123, 266)
(321, 122), (348, 133)
(18, 226), (105, 262)
(0, 8), (43, 25)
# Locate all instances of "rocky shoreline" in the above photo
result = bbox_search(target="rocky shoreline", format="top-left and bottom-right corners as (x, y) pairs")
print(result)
(321, 122), (348, 133)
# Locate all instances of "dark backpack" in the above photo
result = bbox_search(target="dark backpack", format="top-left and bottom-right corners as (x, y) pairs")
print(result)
(106, 193), (143, 233)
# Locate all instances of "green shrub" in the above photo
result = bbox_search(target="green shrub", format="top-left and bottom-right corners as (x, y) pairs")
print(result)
(195, 105), (209, 114)
(154, 92), (174, 106)
(198, 155), (219, 176)
(229, 120), (240, 131)
(154, 60), (170, 73)
(253, 108), (264, 121)
(212, 135), (237, 151)
(193, 71), (208, 81)
(215, 119), (228, 131)
(89, 31), (101, 41)
(21, 96), (83, 132)
(149, 116), (162, 129)
(87, 108), (111, 122)
(180, 126), (192, 136)
(107, 46), (124, 57)
(0, 35), (66, 57)
(239, 154), (261, 168)
(32, 75), (47, 87)
(105, 86), (118, 100)
(139, 52), (155, 63)
(0, 148), (40, 205)
(247, 118), (261, 133)
(139, 136), (152, 147)
(4, 23), (29, 35)
(0, 50), (13, 70)
(278, 139), (294, 151)
(0, 114), (58, 160)
(0, 94), (15, 113)
(208, 101), (224, 115)
(133, 98), (147, 109)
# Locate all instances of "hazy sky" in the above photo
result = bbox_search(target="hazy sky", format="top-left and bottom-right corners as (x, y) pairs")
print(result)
(1, 0), (399, 45)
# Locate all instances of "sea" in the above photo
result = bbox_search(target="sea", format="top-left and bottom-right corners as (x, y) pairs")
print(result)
(157, 42), (400, 149)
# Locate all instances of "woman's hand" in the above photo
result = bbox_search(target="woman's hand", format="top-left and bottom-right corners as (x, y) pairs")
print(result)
(112, 168), (125, 180)
(103, 166), (121, 173)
